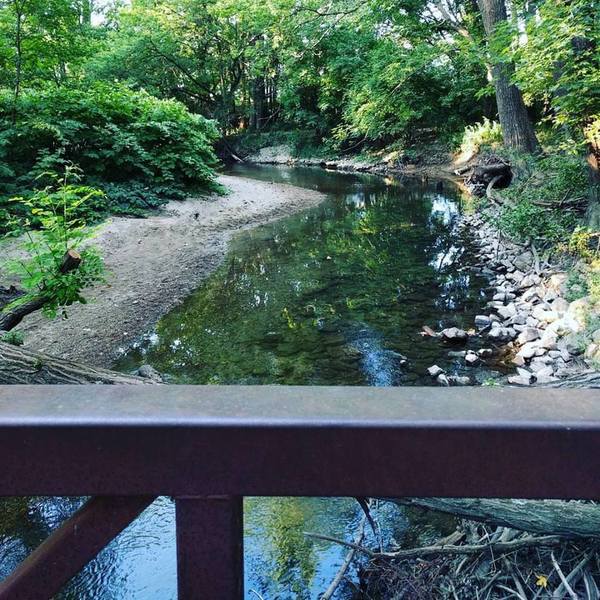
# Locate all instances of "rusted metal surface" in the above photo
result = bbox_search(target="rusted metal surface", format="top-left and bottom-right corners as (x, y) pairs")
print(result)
(0, 496), (155, 600)
(176, 496), (243, 600)
(1, 385), (600, 598)
(0, 385), (599, 499)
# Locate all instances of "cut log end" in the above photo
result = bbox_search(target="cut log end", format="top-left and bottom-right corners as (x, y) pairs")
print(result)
(59, 249), (82, 274)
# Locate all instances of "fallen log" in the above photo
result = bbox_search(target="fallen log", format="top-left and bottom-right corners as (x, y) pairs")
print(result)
(0, 297), (47, 332)
(0, 341), (154, 384)
(546, 370), (600, 388)
(304, 530), (560, 560)
(0, 249), (82, 332)
(390, 498), (600, 539)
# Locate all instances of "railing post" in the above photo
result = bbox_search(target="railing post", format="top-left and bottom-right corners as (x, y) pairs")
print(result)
(175, 495), (243, 600)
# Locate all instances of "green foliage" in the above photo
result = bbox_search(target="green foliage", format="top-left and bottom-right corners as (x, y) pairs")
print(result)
(508, 0), (599, 148)
(569, 228), (600, 262)
(5, 167), (105, 319)
(459, 119), (503, 156)
(565, 270), (590, 302)
(0, 83), (219, 228)
(495, 154), (588, 243)
(0, 329), (24, 346)
(495, 198), (575, 244)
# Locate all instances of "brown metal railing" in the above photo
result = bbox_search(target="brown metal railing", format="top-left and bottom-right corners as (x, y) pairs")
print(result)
(0, 384), (599, 599)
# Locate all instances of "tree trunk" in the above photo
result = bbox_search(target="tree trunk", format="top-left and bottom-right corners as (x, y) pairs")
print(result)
(391, 498), (600, 539)
(0, 341), (153, 384)
(0, 296), (47, 332)
(0, 249), (83, 332)
(476, 0), (540, 153)
(81, 0), (93, 26)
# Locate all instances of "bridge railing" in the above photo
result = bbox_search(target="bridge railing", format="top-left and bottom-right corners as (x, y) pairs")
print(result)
(0, 384), (599, 599)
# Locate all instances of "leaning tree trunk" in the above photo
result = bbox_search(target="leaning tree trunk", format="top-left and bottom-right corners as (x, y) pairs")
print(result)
(476, 0), (540, 154)
(0, 341), (153, 384)
(392, 498), (600, 539)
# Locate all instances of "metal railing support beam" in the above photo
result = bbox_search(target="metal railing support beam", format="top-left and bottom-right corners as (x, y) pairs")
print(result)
(176, 495), (243, 600)
(0, 495), (155, 600)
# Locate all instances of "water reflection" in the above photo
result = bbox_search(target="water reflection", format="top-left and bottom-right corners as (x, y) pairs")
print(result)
(117, 165), (503, 385)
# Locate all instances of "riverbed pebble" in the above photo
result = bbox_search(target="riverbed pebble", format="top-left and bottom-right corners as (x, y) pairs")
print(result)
(427, 365), (444, 378)
(465, 351), (479, 366)
(440, 327), (469, 343)
(460, 212), (594, 385)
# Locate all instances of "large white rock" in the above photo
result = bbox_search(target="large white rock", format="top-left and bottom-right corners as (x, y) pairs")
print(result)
(440, 327), (469, 343)
(465, 351), (479, 366)
(551, 297), (569, 313)
(532, 305), (559, 323)
(507, 375), (528, 385)
(517, 327), (540, 345)
(427, 365), (444, 378)
(488, 327), (517, 342)
(498, 303), (517, 320)
(518, 341), (539, 359)
(539, 331), (558, 350)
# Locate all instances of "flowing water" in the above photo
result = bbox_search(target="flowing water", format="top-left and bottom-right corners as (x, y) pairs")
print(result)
(0, 165), (513, 599)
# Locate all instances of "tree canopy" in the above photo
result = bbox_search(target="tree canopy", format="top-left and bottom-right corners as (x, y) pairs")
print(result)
(0, 0), (598, 212)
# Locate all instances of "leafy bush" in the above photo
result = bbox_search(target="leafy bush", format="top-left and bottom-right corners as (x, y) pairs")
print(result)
(565, 270), (589, 302)
(459, 119), (503, 156)
(0, 83), (220, 228)
(5, 168), (105, 319)
(495, 154), (588, 243)
(0, 330), (24, 346)
(496, 198), (577, 243)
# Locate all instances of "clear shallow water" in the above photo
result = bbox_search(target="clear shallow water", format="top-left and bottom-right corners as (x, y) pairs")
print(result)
(118, 165), (506, 385)
(0, 166), (509, 599)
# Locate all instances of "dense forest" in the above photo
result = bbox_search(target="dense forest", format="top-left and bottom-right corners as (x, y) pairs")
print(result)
(0, 0), (598, 208)
(0, 0), (598, 360)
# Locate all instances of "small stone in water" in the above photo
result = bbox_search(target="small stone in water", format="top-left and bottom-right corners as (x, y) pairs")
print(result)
(465, 351), (479, 366)
(440, 327), (469, 344)
(448, 375), (471, 386)
(427, 365), (444, 378)
(437, 374), (450, 386)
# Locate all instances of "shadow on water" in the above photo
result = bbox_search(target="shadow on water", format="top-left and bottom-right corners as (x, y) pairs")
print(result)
(0, 166), (508, 599)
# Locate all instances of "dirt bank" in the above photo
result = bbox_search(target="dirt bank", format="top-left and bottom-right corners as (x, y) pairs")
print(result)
(5, 175), (325, 368)
(247, 143), (461, 181)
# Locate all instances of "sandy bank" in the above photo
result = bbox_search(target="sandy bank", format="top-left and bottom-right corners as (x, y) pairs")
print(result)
(9, 175), (325, 368)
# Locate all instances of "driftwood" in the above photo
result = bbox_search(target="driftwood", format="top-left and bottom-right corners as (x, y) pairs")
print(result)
(547, 370), (600, 388)
(0, 341), (153, 384)
(320, 514), (367, 600)
(391, 498), (600, 539)
(305, 530), (561, 560)
(460, 156), (512, 197)
(0, 249), (81, 332)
